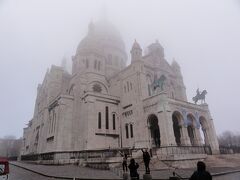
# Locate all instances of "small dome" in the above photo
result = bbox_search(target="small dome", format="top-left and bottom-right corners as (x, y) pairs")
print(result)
(132, 40), (141, 50)
(147, 40), (164, 53)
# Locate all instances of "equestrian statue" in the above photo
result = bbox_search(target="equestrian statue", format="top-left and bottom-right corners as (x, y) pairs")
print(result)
(192, 88), (207, 104)
(152, 75), (166, 91)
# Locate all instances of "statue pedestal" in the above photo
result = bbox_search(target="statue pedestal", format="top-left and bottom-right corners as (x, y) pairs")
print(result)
(169, 177), (180, 180)
(143, 174), (152, 180)
(122, 172), (129, 180)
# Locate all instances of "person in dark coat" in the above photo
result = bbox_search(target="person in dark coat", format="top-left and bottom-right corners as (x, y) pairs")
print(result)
(189, 161), (212, 180)
(128, 158), (139, 180)
(141, 149), (151, 174)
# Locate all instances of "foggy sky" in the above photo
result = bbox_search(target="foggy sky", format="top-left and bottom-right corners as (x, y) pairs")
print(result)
(0, 0), (240, 138)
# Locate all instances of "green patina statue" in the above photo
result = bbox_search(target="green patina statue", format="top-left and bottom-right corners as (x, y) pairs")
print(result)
(152, 75), (166, 91)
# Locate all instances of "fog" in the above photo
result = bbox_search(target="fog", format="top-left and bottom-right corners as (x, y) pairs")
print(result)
(0, 0), (240, 138)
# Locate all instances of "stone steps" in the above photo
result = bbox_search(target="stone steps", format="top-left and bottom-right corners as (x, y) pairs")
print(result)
(204, 154), (240, 168)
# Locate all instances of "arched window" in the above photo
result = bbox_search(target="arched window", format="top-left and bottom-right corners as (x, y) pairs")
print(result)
(146, 75), (152, 96)
(113, 114), (116, 130)
(86, 59), (89, 68)
(108, 54), (112, 65)
(98, 61), (101, 71)
(130, 124), (133, 138)
(94, 60), (97, 69)
(105, 106), (109, 129)
(53, 110), (56, 132)
(98, 112), (101, 129)
(148, 84), (151, 96)
(125, 124), (129, 139)
(115, 56), (119, 66)
(127, 82), (129, 92)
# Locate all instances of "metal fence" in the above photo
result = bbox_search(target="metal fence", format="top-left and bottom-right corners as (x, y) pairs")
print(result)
(219, 145), (240, 154)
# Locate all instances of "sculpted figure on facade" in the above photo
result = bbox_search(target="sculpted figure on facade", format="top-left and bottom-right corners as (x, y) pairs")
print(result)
(192, 89), (208, 104)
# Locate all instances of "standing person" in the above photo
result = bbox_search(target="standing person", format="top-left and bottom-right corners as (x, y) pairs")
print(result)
(119, 151), (128, 172)
(128, 158), (139, 180)
(141, 149), (151, 174)
(189, 161), (212, 180)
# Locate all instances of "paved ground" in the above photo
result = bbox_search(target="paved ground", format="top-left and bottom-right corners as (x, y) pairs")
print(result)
(137, 167), (240, 179)
(9, 161), (240, 180)
(10, 161), (120, 179)
(9, 165), (65, 180)
(213, 172), (240, 180)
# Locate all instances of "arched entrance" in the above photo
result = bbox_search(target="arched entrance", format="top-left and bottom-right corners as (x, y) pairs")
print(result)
(148, 114), (160, 147)
(187, 114), (197, 145)
(172, 111), (183, 146)
(199, 116), (209, 145)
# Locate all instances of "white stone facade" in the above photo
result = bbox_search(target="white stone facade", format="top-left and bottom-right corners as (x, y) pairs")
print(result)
(21, 20), (219, 158)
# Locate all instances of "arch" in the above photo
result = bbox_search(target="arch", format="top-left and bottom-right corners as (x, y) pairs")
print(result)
(98, 61), (101, 71)
(130, 124), (134, 138)
(172, 111), (184, 146)
(187, 114), (197, 145)
(146, 74), (153, 96)
(147, 114), (161, 147)
(94, 59), (97, 69)
(112, 113), (116, 130)
(105, 106), (109, 129)
(125, 124), (129, 139)
(108, 54), (112, 65)
(169, 81), (175, 99)
(199, 116), (210, 145)
(98, 112), (101, 129)
(86, 58), (89, 68)
(69, 84), (75, 96)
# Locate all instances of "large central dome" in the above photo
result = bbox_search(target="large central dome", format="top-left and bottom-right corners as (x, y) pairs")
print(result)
(74, 20), (128, 77)
(76, 20), (126, 56)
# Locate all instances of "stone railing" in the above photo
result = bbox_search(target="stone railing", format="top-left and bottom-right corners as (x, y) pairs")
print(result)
(155, 145), (212, 155)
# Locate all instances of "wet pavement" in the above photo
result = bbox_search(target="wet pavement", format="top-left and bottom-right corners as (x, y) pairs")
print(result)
(9, 161), (240, 180)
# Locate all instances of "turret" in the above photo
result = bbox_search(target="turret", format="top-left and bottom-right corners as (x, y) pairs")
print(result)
(147, 40), (164, 59)
(61, 57), (67, 72)
(171, 58), (187, 101)
(171, 58), (182, 77)
(131, 40), (142, 63)
(88, 21), (95, 36)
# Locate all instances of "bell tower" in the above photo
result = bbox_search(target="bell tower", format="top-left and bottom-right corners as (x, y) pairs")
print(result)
(131, 40), (142, 63)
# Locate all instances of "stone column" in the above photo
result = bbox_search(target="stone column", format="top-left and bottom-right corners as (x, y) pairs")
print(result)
(163, 110), (177, 146)
(180, 126), (191, 146)
(200, 104), (219, 154)
(202, 128), (210, 145)
(180, 110), (191, 146)
(194, 128), (203, 146)
(207, 119), (220, 154)
(158, 111), (168, 146)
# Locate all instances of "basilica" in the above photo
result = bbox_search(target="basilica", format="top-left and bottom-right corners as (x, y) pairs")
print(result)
(21, 20), (219, 161)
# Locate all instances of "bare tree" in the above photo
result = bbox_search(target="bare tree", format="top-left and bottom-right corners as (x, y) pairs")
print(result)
(0, 135), (22, 158)
(218, 131), (240, 153)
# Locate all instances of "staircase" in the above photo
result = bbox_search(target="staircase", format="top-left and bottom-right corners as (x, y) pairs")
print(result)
(204, 154), (240, 168)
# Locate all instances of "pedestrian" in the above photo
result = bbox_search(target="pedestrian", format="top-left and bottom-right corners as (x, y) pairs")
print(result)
(189, 161), (212, 180)
(128, 158), (139, 180)
(141, 149), (151, 174)
(119, 151), (128, 172)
